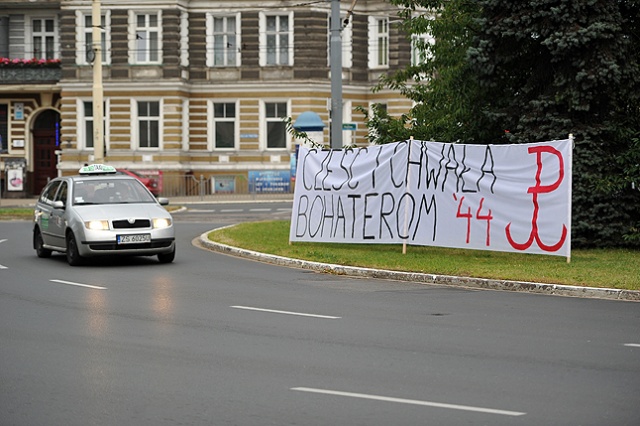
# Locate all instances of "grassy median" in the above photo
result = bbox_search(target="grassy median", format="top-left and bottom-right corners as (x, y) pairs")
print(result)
(0, 208), (33, 220)
(208, 220), (640, 291)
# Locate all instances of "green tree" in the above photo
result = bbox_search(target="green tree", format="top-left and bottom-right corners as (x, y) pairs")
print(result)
(368, 0), (640, 247)
(365, 0), (495, 144)
(467, 0), (640, 247)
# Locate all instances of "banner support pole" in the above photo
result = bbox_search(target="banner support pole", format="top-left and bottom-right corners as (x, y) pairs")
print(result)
(567, 133), (574, 264)
(403, 137), (413, 254)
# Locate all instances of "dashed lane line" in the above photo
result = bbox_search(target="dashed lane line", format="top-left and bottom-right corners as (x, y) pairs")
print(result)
(231, 305), (340, 319)
(0, 239), (7, 269)
(50, 279), (107, 290)
(291, 387), (526, 417)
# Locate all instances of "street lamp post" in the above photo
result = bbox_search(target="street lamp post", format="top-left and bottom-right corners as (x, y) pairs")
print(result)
(92, 0), (104, 163)
(330, 0), (343, 149)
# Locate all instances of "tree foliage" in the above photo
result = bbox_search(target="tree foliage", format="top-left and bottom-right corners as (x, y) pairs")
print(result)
(368, 0), (497, 144)
(366, 0), (640, 247)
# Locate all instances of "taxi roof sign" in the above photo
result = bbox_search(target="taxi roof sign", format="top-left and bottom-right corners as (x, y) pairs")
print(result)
(79, 164), (117, 175)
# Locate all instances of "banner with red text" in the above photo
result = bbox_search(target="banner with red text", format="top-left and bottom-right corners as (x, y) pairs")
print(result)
(289, 139), (572, 257)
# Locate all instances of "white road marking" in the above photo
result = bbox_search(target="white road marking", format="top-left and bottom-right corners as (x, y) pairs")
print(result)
(220, 209), (243, 213)
(624, 343), (640, 348)
(188, 209), (215, 213)
(0, 239), (6, 268)
(249, 208), (271, 212)
(291, 388), (526, 417)
(50, 279), (107, 290)
(231, 305), (340, 319)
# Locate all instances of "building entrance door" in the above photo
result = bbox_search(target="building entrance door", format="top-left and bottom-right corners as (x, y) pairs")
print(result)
(32, 110), (60, 194)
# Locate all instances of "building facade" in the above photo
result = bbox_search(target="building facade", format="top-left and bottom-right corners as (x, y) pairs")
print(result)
(0, 0), (416, 196)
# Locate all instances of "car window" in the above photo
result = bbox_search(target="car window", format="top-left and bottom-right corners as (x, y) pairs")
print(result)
(39, 181), (62, 204)
(54, 182), (68, 204)
(74, 179), (156, 205)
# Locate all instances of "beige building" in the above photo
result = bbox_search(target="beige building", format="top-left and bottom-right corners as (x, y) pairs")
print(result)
(0, 0), (416, 196)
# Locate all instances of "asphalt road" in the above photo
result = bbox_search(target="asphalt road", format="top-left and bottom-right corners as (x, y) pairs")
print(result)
(170, 200), (293, 223)
(1, 209), (639, 425)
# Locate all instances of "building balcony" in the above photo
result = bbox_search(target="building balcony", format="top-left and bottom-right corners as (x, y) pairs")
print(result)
(0, 59), (62, 84)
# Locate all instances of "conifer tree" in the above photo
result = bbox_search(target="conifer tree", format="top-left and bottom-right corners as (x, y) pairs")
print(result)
(370, 0), (640, 246)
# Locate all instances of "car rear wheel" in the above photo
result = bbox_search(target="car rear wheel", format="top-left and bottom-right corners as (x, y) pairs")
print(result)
(34, 228), (52, 258)
(66, 231), (84, 266)
(158, 247), (175, 264)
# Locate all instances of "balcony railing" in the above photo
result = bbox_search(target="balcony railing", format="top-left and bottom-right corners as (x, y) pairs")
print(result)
(0, 65), (61, 84)
(0, 59), (62, 84)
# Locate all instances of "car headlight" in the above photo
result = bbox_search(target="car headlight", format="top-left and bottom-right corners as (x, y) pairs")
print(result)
(153, 218), (172, 229)
(85, 220), (110, 230)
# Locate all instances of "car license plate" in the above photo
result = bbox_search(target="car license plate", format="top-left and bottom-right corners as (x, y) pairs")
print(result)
(117, 234), (151, 244)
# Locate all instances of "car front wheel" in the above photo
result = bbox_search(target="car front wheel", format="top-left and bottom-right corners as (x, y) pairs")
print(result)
(66, 231), (84, 266)
(34, 228), (52, 258)
(158, 247), (175, 264)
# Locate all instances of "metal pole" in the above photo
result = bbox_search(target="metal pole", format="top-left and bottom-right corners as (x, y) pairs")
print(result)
(330, 0), (343, 149)
(92, 0), (104, 163)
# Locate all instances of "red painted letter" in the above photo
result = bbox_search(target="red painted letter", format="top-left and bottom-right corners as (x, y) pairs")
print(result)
(506, 146), (567, 252)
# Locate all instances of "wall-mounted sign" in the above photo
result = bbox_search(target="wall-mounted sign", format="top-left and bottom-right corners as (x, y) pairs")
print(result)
(211, 176), (236, 193)
(5, 158), (27, 192)
(249, 170), (291, 193)
(14, 103), (24, 120)
(7, 168), (24, 191)
(12, 139), (24, 148)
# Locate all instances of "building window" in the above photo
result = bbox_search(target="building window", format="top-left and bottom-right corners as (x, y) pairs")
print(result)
(265, 102), (288, 149)
(260, 12), (293, 66)
(82, 13), (109, 64)
(212, 102), (236, 149)
(135, 12), (160, 63)
(368, 17), (388, 68)
(32, 18), (57, 59)
(137, 101), (160, 149)
(82, 101), (107, 150)
(411, 33), (434, 66)
(207, 14), (239, 67)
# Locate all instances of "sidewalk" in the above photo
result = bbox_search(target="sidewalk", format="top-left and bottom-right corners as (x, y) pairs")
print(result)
(0, 197), (38, 208)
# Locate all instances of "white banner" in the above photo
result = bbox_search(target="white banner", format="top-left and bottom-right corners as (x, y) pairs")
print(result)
(290, 139), (572, 257)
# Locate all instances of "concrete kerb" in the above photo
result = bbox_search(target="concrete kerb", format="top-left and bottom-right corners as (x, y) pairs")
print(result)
(198, 229), (640, 302)
(0, 198), (38, 208)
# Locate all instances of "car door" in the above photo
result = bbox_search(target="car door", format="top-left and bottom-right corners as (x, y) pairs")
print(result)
(48, 181), (69, 248)
(36, 180), (61, 247)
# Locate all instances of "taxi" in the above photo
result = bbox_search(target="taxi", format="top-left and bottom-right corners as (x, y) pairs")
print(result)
(33, 164), (175, 266)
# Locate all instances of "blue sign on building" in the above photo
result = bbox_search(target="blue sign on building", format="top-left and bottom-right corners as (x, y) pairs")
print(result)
(249, 170), (291, 193)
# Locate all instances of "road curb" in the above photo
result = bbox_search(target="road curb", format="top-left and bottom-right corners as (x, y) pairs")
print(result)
(198, 232), (640, 302)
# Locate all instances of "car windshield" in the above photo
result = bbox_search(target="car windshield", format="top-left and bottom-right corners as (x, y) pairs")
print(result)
(73, 179), (156, 205)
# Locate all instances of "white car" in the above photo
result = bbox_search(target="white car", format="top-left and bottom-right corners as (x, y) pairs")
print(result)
(33, 164), (175, 266)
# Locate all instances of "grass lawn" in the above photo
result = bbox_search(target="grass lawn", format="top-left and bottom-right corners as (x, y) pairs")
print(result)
(208, 220), (640, 291)
(0, 208), (33, 220)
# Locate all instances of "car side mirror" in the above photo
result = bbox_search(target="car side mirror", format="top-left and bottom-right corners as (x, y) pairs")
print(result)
(157, 197), (169, 206)
(52, 200), (65, 210)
